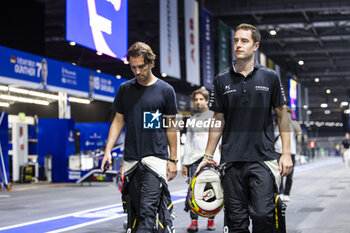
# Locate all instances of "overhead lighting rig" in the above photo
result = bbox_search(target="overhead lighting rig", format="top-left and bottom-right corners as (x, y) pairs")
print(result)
(0, 85), (91, 106)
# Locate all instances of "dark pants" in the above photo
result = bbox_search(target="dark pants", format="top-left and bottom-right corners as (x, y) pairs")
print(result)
(186, 161), (214, 221)
(129, 164), (162, 232)
(279, 154), (295, 195)
(222, 162), (275, 233)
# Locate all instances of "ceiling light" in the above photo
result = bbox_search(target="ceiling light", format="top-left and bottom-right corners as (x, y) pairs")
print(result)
(9, 87), (59, 100)
(0, 94), (49, 105)
(340, 101), (349, 107)
(68, 97), (90, 104)
(161, 73), (167, 77)
(298, 60), (304, 65)
(314, 77), (319, 83)
(269, 29), (277, 36)
(307, 110), (312, 115)
(96, 51), (103, 56)
(69, 41), (76, 46)
(72, 63), (76, 66)
(324, 109), (331, 115)
(0, 102), (9, 107)
(333, 98), (338, 102)
(33, 100), (50, 105)
(9, 87), (28, 94)
(303, 105), (308, 109)
(320, 103), (328, 108)
(326, 89), (331, 94)
(116, 75), (121, 79)
(28, 90), (59, 100)
(123, 60), (129, 65)
(344, 109), (350, 114)
(0, 85), (8, 91)
(96, 69), (101, 73)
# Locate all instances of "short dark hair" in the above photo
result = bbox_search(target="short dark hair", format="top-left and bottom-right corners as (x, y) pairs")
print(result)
(236, 23), (261, 44)
(127, 42), (156, 64)
(192, 87), (210, 101)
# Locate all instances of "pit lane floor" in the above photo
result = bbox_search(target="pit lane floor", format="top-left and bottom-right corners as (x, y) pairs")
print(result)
(1, 156), (349, 233)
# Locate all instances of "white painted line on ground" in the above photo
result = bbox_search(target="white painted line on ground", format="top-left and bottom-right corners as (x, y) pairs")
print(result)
(0, 190), (187, 232)
(0, 203), (120, 231)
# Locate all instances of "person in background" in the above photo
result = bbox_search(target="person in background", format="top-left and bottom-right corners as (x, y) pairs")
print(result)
(101, 42), (178, 232)
(274, 106), (302, 202)
(41, 58), (48, 90)
(182, 87), (220, 232)
(341, 132), (350, 167)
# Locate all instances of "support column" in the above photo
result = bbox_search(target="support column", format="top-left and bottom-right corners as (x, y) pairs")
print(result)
(58, 92), (71, 119)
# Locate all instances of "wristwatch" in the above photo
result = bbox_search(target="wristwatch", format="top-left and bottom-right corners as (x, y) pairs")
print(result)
(168, 159), (178, 164)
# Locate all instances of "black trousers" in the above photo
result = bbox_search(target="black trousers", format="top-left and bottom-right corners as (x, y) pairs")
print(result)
(129, 164), (162, 232)
(186, 161), (214, 221)
(279, 154), (295, 195)
(222, 162), (275, 233)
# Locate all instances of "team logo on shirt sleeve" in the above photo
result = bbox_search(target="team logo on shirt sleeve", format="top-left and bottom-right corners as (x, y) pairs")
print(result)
(143, 109), (162, 129)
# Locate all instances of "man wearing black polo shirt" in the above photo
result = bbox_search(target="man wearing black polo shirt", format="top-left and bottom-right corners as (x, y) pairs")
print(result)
(197, 24), (292, 233)
(101, 42), (178, 232)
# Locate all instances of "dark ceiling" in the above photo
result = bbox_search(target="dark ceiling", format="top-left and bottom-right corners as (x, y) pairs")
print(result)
(204, 0), (350, 124)
(1, 0), (350, 132)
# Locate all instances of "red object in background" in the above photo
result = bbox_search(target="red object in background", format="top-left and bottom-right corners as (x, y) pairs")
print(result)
(310, 141), (315, 149)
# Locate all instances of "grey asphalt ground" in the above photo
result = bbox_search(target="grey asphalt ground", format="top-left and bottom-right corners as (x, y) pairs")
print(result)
(1, 156), (350, 233)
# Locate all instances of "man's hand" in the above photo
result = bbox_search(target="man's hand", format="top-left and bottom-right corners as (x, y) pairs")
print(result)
(195, 160), (210, 174)
(279, 153), (293, 177)
(167, 161), (177, 181)
(101, 152), (112, 173)
(182, 166), (188, 179)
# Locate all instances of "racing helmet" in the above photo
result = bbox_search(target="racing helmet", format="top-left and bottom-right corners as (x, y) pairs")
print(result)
(188, 165), (224, 217)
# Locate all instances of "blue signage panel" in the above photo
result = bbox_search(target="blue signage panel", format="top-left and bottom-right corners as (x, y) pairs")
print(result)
(0, 46), (44, 89)
(0, 45), (127, 102)
(75, 122), (111, 152)
(66, 0), (128, 60)
(201, 8), (215, 90)
(91, 72), (126, 102)
(289, 78), (298, 120)
(46, 58), (90, 97)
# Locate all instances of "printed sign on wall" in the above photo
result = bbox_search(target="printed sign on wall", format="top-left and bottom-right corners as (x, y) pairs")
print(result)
(159, 0), (181, 79)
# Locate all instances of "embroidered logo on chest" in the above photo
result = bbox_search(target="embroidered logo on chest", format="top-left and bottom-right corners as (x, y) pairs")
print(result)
(255, 86), (269, 92)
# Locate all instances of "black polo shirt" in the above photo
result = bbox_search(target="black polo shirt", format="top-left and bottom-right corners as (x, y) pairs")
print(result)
(342, 139), (350, 149)
(209, 63), (287, 163)
(112, 78), (178, 161)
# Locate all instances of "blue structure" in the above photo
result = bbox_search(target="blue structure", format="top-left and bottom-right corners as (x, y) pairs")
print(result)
(37, 118), (75, 182)
(0, 113), (9, 187)
(37, 120), (124, 183)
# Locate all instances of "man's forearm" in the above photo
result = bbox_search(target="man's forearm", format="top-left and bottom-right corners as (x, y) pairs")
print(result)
(166, 117), (177, 160)
(205, 113), (225, 156)
(105, 113), (124, 153)
(277, 108), (291, 155)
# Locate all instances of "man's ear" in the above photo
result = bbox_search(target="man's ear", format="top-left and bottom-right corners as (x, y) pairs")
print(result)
(254, 42), (260, 51)
(149, 60), (155, 68)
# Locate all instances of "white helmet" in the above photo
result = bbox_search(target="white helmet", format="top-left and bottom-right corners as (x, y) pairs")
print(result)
(188, 165), (224, 217)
